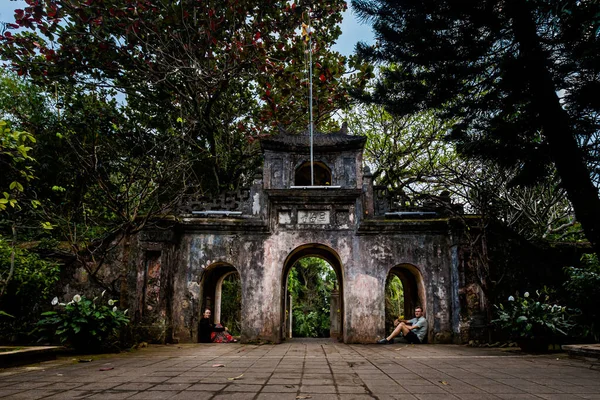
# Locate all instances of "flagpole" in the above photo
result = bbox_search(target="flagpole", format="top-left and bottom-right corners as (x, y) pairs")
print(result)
(308, 17), (314, 186)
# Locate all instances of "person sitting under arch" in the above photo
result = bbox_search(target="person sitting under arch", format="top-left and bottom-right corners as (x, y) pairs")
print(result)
(377, 306), (427, 344)
(198, 308), (237, 343)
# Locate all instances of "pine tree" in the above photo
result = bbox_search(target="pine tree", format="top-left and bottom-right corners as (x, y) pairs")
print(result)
(352, 0), (600, 254)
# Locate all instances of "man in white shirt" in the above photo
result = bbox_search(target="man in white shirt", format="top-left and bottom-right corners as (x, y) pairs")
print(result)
(377, 306), (428, 344)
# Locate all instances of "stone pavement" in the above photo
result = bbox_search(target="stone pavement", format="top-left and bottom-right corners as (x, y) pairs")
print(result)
(0, 339), (599, 400)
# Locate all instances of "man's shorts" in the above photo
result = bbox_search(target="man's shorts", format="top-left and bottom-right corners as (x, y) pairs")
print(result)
(404, 330), (422, 344)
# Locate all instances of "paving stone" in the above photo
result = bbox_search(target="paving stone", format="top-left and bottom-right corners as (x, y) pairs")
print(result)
(414, 394), (460, 400)
(8, 389), (61, 399)
(212, 393), (255, 399)
(267, 377), (301, 385)
(112, 382), (156, 391)
(298, 394), (339, 400)
(42, 382), (86, 391)
(494, 395), (542, 400)
(186, 383), (227, 391)
(170, 392), (214, 400)
(255, 393), (299, 400)
(147, 383), (191, 391)
(128, 391), (177, 399)
(42, 390), (95, 399)
(74, 382), (121, 391)
(300, 384), (338, 393)
(453, 394), (502, 400)
(401, 385), (449, 394)
(260, 384), (298, 392)
(222, 383), (263, 392)
(86, 392), (138, 399)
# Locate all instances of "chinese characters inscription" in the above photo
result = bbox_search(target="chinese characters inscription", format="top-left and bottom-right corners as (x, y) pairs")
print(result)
(298, 210), (330, 224)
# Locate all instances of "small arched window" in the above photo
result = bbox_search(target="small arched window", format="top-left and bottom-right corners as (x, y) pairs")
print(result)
(294, 161), (332, 186)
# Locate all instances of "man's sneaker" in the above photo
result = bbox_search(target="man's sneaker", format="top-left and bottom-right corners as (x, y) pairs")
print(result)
(377, 338), (393, 344)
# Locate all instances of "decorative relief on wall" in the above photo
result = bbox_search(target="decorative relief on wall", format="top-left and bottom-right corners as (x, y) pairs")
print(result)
(178, 189), (250, 214)
(278, 211), (292, 224)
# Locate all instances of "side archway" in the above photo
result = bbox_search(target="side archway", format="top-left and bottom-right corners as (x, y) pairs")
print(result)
(280, 244), (344, 342)
(198, 262), (241, 340)
(386, 264), (428, 339)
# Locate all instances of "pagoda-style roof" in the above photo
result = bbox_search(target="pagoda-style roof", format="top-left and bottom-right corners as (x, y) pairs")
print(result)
(261, 124), (367, 152)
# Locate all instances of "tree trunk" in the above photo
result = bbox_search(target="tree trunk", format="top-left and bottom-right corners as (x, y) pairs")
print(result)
(508, 1), (600, 256)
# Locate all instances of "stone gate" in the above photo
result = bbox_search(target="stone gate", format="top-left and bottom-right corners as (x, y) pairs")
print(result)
(131, 127), (485, 344)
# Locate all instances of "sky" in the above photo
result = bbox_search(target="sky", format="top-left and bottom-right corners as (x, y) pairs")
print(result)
(0, 1), (374, 57)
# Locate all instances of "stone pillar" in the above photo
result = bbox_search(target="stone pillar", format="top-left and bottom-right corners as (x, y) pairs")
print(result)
(362, 166), (374, 218)
(330, 289), (340, 339)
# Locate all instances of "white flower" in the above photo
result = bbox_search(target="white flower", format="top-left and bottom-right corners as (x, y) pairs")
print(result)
(524, 292), (530, 298)
(108, 299), (116, 306)
(73, 294), (82, 303)
(113, 306), (117, 312)
(101, 290), (106, 297)
(508, 296), (515, 301)
(124, 309), (128, 315)
(51, 297), (59, 306)
(59, 302), (66, 306)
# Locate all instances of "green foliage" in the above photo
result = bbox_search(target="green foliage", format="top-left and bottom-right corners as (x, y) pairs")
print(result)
(36, 293), (130, 352)
(385, 275), (404, 332)
(287, 257), (335, 338)
(0, 120), (36, 213)
(564, 254), (600, 341)
(220, 274), (241, 336)
(0, 0), (371, 195)
(0, 236), (60, 341)
(345, 83), (458, 197)
(492, 289), (575, 341)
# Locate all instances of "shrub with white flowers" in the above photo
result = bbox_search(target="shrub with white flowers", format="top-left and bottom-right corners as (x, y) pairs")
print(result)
(492, 288), (574, 341)
(36, 292), (130, 352)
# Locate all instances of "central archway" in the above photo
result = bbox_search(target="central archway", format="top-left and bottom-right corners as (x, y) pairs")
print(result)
(280, 244), (344, 342)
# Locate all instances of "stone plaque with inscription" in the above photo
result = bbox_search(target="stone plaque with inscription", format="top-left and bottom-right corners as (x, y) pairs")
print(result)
(298, 210), (330, 224)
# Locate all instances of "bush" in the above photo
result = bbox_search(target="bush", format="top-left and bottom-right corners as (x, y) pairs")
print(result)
(492, 288), (575, 342)
(0, 237), (60, 342)
(36, 292), (130, 352)
(564, 254), (600, 341)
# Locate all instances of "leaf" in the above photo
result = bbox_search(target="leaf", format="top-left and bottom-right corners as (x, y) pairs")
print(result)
(41, 222), (54, 230)
(516, 316), (528, 323)
(176, 117), (183, 123)
(9, 181), (24, 192)
(212, 364), (225, 367)
(440, 381), (449, 385)
(227, 373), (244, 380)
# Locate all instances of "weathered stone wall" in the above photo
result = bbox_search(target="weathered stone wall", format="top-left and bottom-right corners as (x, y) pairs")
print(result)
(128, 214), (469, 344)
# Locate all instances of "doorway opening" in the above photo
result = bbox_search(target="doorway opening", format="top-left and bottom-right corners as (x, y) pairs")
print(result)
(295, 161), (332, 186)
(199, 263), (241, 338)
(385, 264), (427, 336)
(281, 244), (343, 341)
